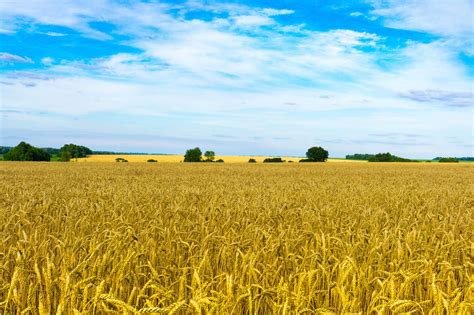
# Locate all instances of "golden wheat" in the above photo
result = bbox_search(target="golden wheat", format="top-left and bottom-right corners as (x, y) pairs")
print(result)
(0, 162), (472, 313)
(76, 154), (362, 163)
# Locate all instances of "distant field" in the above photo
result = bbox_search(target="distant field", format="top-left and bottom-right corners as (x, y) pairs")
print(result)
(77, 154), (367, 163)
(1, 162), (472, 313)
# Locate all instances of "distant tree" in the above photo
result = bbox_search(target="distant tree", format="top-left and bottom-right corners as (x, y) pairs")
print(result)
(263, 157), (284, 163)
(42, 147), (60, 155)
(59, 151), (72, 162)
(457, 157), (474, 161)
(438, 157), (459, 163)
(368, 152), (414, 162)
(0, 146), (12, 155)
(368, 152), (393, 162)
(59, 144), (92, 159)
(3, 141), (51, 161)
(346, 153), (375, 160)
(215, 159), (224, 163)
(248, 158), (257, 163)
(305, 146), (329, 162)
(204, 150), (215, 162)
(184, 147), (202, 162)
(147, 159), (157, 163)
(115, 157), (126, 162)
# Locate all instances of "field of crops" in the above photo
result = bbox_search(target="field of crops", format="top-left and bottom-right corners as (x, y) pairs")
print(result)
(1, 162), (472, 313)
(76, 155), (307, 163)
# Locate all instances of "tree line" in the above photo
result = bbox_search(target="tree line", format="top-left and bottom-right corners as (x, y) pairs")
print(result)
(182, 146), (329, 163)
(2, 142), (92, 161)
(0, 142), (468, 163)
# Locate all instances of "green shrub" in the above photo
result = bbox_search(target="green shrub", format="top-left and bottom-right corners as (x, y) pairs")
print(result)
(59, 151), (72, 162)
(263, 157), (284, 163)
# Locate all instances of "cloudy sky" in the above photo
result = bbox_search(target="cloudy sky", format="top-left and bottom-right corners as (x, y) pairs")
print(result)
(0, 0), (472, 158)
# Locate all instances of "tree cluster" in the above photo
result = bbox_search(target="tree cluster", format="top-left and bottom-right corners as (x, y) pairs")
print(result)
(345, 153), (374, 160)
(368, 152), (413, 162)
(184, 148), (224, 163)
(437, 157), (459, 163)
(59, 144), (92, 161)
(0, 146), (12, 155)
(3, 142), (51, 161)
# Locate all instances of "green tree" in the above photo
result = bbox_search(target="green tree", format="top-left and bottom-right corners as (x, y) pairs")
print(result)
(438, 157), (459, 163)
(346, 153), (375, 160)
(59, 151), (72, 162)
(59, 144), (92, 159)
(3, 141), (51, 161)
(305, 146), (328, 162)
(184, 147), (202, 162)
(368, 152), (413, 162)
(204, 150), (215, 162)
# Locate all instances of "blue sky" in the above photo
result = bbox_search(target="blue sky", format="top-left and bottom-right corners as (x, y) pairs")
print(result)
(0, 0), (473, 158)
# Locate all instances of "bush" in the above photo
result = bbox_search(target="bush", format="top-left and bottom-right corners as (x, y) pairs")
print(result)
(438, 157), (459, 163)
(248, 158), (257, 163)
(3, 141), (51, 161)
(263, 157), (284, 163)
(299, 159), (312, 163)
(184, 147), (202, 162)
(59, 151), (72, 162)
(147, 159), (157, 163)
(215, 159), (224, 163)
(305, 146), (328, 162)
(115, 157), (127, 162)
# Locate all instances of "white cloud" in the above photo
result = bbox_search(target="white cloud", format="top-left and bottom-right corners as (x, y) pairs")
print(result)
(0, 52), (33, 64)
(41, 57), (54, 65)
(261, 8), (294, 16)
(232, 15), (274, 27)
(350, 12), (364, 17)
(369, 0), (474, 37)
(0, 0), (113, 39)
(40, 31), (67, 37)
(0, 0), (472, 157)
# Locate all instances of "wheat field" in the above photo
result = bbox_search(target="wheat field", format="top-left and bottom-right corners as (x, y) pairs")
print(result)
(76, 155), (307, 163)
(0, 162), (472, 314)
(75, 155), (368, 163)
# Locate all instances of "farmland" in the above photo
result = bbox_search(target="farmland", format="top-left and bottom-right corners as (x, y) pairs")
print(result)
(76, 154), (366, 163)
(0, 162), (472, 313)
